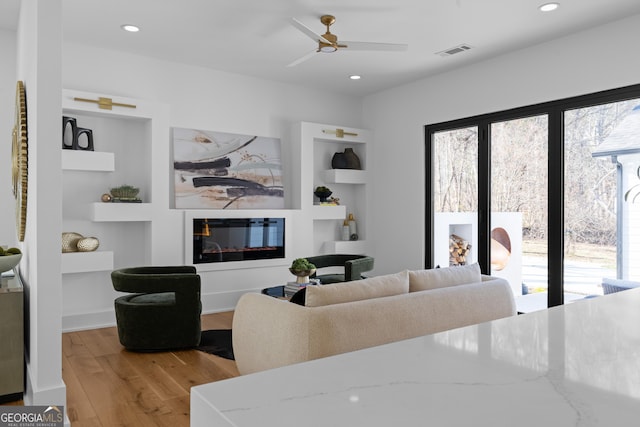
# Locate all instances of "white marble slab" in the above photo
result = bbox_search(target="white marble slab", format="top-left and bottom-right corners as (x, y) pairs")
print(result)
(192, 288), (640, 426)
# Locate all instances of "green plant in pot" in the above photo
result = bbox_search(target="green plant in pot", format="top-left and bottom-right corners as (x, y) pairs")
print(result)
(289, 258), (316, 284)
(314, 186), (332, 203)
(110, 184), (140, 201)
(0, 247), (22, 273)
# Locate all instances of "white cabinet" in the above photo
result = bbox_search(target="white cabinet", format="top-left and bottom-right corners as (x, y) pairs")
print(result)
(61, 89), (156, 274)
(295, 122), (370, 256)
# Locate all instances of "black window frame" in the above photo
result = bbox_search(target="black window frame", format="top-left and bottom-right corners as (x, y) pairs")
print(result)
(425, 83), (640, 308)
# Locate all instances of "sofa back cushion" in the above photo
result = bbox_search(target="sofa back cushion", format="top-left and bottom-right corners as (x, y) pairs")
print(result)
(305, 270), (409, 307)
(409, 263), (481, 292)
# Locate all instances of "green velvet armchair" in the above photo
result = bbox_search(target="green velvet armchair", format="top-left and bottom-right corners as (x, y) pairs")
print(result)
(305, 254), (374, 284)
(111, 266), (201, 351)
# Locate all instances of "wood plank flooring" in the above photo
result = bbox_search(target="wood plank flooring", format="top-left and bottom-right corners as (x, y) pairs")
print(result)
(2, 311), (240, 426)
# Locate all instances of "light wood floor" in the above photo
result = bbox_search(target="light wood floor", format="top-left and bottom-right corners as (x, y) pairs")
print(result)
(1, 312), (239, 426)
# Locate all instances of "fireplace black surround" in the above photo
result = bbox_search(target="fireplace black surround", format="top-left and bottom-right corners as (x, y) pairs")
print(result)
(192, 217), (285, 264)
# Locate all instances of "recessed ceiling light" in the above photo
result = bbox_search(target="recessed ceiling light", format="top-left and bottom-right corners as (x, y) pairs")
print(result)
(539, 2), (559, 12)
(121, 24), (140, 32)
(350, 75), (361, 80)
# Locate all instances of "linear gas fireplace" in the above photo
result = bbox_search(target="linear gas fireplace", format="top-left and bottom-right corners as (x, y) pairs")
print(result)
(192, 217), (285, 265)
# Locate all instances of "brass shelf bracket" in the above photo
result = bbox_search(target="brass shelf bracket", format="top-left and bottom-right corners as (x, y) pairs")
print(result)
(73, 97), (136, 110)
(322, 128), (357, 138)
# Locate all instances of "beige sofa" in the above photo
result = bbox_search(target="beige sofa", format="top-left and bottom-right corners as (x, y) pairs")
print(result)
(232, 264), (516, 375)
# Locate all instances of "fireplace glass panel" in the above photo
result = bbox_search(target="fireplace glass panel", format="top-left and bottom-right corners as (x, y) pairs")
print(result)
(193, 218), (285, 264)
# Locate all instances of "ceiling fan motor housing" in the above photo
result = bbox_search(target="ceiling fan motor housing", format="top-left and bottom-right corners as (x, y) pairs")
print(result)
(319, 32), (338, 52)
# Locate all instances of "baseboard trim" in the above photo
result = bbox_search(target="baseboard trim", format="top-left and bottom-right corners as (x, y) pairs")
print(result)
(62, 288), (258, 332)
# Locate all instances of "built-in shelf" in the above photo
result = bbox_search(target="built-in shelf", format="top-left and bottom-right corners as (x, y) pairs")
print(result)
(61, 251), (114, 274)
(92, 202), (153, 222)
(62, 150), (115, 172)
(323, 240), (368, 254)
(322, 169), (367, 184)
(311, 205), (347, 220)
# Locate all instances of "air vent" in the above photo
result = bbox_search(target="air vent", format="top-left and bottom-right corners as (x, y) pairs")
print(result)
(436, 44), (472, 57)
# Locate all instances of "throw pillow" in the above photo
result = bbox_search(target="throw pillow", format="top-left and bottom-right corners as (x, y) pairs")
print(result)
(305, 270), (409, 307)
(409, 263), (481, 292)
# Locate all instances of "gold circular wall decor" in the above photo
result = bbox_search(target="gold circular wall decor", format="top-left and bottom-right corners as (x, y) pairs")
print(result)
(12, 81), (28, 241)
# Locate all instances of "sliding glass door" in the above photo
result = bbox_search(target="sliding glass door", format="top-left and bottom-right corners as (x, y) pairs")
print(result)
(564, 99), (640, 297)
(490, 116), (548, 298)
(426, 83), (640, 311)
(431, 127), (479, 268)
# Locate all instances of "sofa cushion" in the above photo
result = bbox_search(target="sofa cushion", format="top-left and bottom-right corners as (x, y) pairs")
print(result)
(409, 263), (481, 292)
(305, 270), (409, 307)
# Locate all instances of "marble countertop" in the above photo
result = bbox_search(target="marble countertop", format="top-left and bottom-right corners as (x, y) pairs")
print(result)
(192, 288), (640, 426)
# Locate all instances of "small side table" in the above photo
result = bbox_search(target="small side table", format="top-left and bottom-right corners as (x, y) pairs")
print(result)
(261, 285), (285, 298)
(0, 270), (24, 403)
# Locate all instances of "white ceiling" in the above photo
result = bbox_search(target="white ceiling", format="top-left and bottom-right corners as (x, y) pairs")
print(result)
(2, 0), (640, 97)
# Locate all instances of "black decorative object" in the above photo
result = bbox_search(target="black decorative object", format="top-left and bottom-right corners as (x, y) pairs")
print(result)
(331, 151), (348, 169)
(75, 128), (94, 151)
(62, 116), (77, 149)
(314, 186), (332, 203)
(62, 116), (94, 151)
(331, 147), (361, 169)
(343, 147), (361, 169)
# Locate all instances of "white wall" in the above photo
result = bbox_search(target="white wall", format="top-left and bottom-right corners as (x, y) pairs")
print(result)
(362, 14), (640, 276)
(61, 42), (364, 327)
(17, 0), (66, 409)
(0, 28), (17, 246)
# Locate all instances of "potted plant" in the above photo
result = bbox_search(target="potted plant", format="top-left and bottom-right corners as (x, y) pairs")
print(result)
(289, 258), (316, 284)
(314, 186), (332, 203)
(0, 247), (22, 273)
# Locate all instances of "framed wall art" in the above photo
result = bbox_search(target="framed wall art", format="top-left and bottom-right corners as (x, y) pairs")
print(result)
(172, 128), (284, 209)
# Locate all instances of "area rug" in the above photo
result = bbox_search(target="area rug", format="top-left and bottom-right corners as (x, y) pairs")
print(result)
(196, 329), (234, 360)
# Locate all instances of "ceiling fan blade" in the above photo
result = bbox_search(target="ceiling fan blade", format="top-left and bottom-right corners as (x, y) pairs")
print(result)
(341, 41), (408, 52)
(286, 49), (318, 68)
(291, 17), (332, 45)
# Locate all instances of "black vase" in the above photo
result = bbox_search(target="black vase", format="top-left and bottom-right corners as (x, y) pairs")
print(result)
(343, 148), (361, 170)
(331, 148), (361, 170)
(331, 152), (348, 169)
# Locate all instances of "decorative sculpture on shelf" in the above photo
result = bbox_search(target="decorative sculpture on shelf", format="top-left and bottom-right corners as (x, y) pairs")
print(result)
(62, 232), (100, 253)
(331, 147), (361, 170)
(62, 116), (94, 151)
(314, 186), (332, 203)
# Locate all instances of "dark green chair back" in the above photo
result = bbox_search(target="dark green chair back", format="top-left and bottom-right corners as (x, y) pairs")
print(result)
(111, 266), (201, 351)
(305, 254), (374, 284)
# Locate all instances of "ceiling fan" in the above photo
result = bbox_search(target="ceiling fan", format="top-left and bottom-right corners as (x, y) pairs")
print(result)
(287, 15), (408, 67)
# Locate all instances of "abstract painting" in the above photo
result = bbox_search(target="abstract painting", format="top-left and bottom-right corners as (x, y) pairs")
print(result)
(172, 127), (284, 209)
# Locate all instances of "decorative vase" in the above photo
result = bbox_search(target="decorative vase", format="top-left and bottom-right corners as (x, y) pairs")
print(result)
(343, 148), (361, 169)
(62, 232), (84, 253)
(331, 151), (348, 169)
(77, 237), (100, 252)
(348, 213), (358, 240)
(314, 189), (332, 203)
(289, 268), (316, 284)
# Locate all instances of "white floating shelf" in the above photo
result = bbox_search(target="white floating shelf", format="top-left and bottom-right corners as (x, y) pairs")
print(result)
(323, 240), (368, 254)
(311, 205), (347, 220)
(322, 169), (368, 184)
(62, 150), (115, 172)
(92, 203), (153, 222)
(62, 251), (114, 274)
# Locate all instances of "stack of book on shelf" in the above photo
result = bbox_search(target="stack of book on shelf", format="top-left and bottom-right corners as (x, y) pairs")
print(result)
(284, 279), (320, 298)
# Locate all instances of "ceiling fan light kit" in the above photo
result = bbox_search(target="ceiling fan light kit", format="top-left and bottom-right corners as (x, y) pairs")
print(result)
(288, 14), (408, 67)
